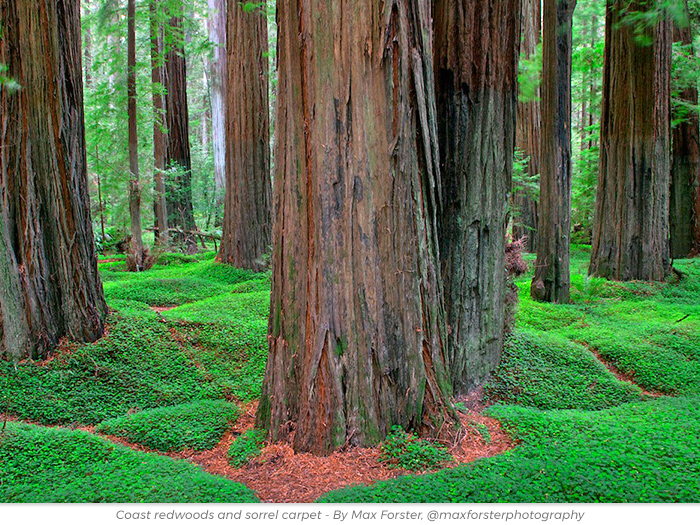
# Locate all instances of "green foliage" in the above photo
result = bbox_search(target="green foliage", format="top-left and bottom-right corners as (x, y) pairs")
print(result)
(96, 401), (239, 452)
(378, 426), (453, 472)
(517, 43), (542, 103)
(228, 429), (267, 467)
(0, 423), (258, 503)
(318, 396), (700, 503)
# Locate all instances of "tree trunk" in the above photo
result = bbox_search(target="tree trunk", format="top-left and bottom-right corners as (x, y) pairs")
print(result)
(83, 0), (93, 87)
(0, 0), (107, 360)
(589, 0), (671, 281)
(207, 0), (226, 200)
(163, 2), (197, 252)
(531, 0), (575, 303)
(670, 4), (700, 258)
(256, 0), (455, 455)
(434, 0), (520, 394)
(513, 0), (541, 253)
(217, 2), (271, 271)
(150, 0), (169, 245)
(128, 0), (145, 270)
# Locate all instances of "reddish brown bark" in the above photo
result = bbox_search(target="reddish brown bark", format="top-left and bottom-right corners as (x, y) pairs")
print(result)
(531, 0), (575, 304)
(0, 0), (107, 360)
(513, 0), (541, 253)
(217, 1), (271, 271)
(150, 0), (168, 245)
(434, 0), (521, 394)
(670, 4), (700, 258)
(207, 0), (226, 197)
(257, 0), (454, 454)
(590, 1), (671, 281)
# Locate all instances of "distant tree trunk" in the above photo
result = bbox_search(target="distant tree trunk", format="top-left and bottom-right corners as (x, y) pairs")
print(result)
(207, 0), (226, 202)
(531, 0), (575, 303)
(257, 0), (455, 455)
(0, 0), (107, 360)
(163, 3), (197, 252)
(150, 0), (168, 245)
(217, 2), (271, 271)
(590, 0), (671, 281)
(513, 0), (541, 253)
(670, 5), (700, 258)
(83, 0), (93, 87)
(127, 0), (145, 270)
(434, 0), (521, 394)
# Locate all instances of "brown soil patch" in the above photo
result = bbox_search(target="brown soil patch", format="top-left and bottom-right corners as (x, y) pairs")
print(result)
(151, 305), (178, 313)
(98, 258), (123, 264)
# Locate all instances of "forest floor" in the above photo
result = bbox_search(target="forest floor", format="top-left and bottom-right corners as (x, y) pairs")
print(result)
(2, 246), (700, 502)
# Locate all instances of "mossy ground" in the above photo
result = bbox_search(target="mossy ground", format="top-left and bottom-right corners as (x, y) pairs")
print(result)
(2, 246), (699, 502)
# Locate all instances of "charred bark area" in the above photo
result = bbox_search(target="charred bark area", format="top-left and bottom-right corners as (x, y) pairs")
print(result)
(257, 0), (455, 455)
(513, 0), (541, 253)
(670, 11), (700, 258)
(590, 1), (671, 281)
(0, 0), (107, 360)
(434, 0), (521, 394)
(531, 0), (575, 304)
(217, 1), (271, 271)
(163, 8), (197, 251)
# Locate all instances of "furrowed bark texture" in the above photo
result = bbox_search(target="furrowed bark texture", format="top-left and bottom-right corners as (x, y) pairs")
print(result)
(434, 0), (521, 394)
(127, 0), (145, 269)
(257, 0), (454, 455)
(208, 0), (227, 196)
(670, 10), (700, 258)
(163, 8), (197, 251)
(150, 0), (169, 244)
(531, 0), (575, 304)
(513, 0), (541, 253)
(217, 2), (271, 271)
(590, 1), (671, 281)
(0, 0), (107, 360)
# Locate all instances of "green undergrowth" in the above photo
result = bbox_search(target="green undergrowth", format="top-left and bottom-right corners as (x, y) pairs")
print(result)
(96, 401), (239, 452)
(228, 429), (267, 468)
(378, 426), (453, 471)
(485, 330), (643, 410)
(0, 423), (258, 503)
(318, 396), (700, 503)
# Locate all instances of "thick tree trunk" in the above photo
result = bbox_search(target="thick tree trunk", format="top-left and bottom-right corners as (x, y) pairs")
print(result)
(217, 2), (271, 271)
(163, 3), (197, 252)
(434, 0), (520, 394)
(513, 0), (541, 253)
(150, 0), (169, 245)
(128, 0), (145, 270)
(0, 0), (107, 360)
(590, 1), (671, 281)
(257, 0), (455, 455)
(670, 6), (700, 258)
(531, 0), (575, 304)
(207, 0), (226, 199)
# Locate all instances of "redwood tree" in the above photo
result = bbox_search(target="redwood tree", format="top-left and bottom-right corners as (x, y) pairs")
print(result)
(531, 0), (576, 304)
(163, 1), (197, 251)
(207, 0), (227, 199)
(670, 3), (700, 258)
(217, 1), (271, 271)
(590, 0), (671, 281)
(513, 0), (541, 253)
(0, 0), (107, 360)
(257, 0), (454, 454)
(434, 0), (521, 394)
(150, 0), (168, 245)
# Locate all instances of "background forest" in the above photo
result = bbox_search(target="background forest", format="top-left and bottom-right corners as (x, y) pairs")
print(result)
(1, 0), (700, 507)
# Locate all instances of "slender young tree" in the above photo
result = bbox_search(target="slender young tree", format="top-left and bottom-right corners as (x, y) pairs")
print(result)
(0, 0), (107, 360)
(163, 0), (197, 251)
(257, 0), (455, 454)
(590, 0), (671, 281)
(207, 0), (226, 200)
(150, 0), (169, 245)
(127, 0), (145, 270)
(434, 0), (521, 394)
(670, 1), (700, 258)
(217, 1), (271, 271)
(531, 0), (576, 303)
(513, 0), (542, 253)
